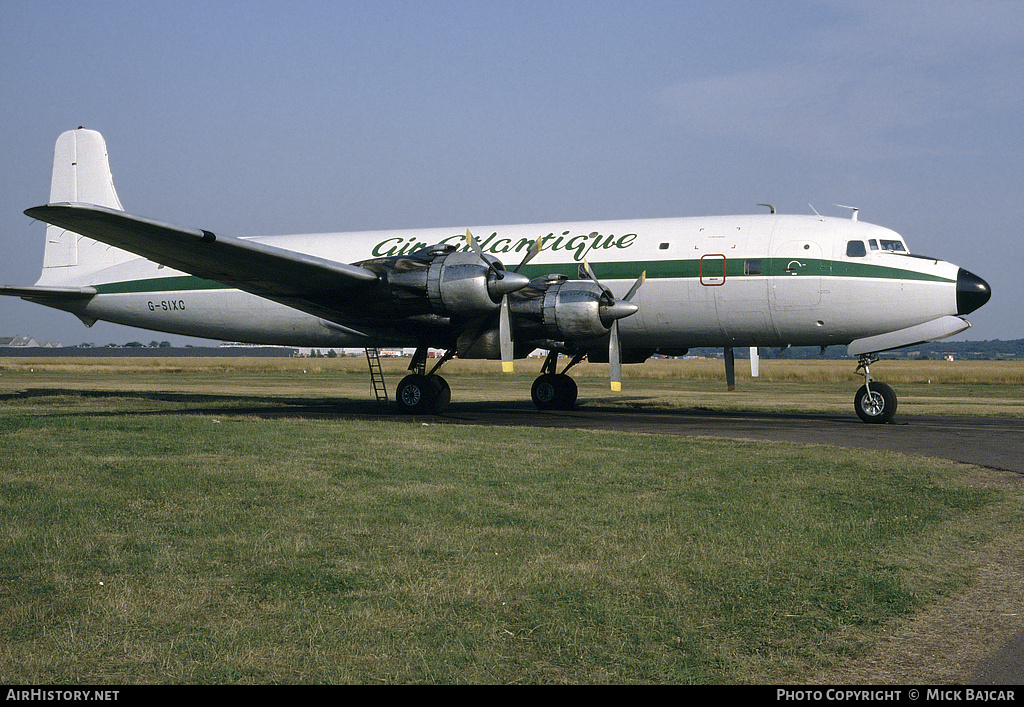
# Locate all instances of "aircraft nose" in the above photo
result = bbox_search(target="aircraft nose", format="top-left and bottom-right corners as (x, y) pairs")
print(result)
(956, 268), (991, 315)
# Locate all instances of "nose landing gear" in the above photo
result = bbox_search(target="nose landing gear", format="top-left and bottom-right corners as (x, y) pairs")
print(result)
(854, 354), (897, 423)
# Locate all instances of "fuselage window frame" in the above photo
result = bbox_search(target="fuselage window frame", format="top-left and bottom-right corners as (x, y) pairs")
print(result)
(846, 240), (867, 257)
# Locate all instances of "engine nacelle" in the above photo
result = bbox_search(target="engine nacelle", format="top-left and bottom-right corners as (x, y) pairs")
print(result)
(510, 276), (611, 341)
(426, 251), (501, 316)
(358, 245), (528, 319)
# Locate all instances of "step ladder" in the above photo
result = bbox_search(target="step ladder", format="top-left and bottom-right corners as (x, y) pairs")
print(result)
(364, 348), (389, 403)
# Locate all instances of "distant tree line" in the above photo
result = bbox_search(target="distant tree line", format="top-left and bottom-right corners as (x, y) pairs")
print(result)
(689, 339), (1024, 361)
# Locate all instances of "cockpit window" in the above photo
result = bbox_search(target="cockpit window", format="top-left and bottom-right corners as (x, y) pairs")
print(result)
(869, 239), (879, 250)
(879, 239), (906, 252)
(846, 240), (867, 257)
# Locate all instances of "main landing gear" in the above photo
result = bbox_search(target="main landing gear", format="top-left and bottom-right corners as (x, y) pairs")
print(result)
(395, 347), (584, 415)
(854, 354), (897, 424)
(531, 350), (582, 410)
(395, 348), (453, 415)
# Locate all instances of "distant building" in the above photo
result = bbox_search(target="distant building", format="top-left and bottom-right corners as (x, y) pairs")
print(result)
(0, 336), (39, 346)
(0, 336), (64, 348)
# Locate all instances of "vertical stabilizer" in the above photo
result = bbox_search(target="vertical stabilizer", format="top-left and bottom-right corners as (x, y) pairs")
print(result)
(39, 128), (134, 277)
(48, 129), (123, 209)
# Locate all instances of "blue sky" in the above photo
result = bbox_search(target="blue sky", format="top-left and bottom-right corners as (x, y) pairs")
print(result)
(1, 0), (1020, 345)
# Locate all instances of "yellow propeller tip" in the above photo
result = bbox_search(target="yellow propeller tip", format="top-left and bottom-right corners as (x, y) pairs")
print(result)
(611, 382), (622, 392)
(502, 362), (514, 373)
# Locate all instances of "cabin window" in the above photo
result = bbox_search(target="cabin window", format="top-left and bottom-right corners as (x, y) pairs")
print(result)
(846, 240), (867, 257)
(659, 242), (670, 250)
(744, 259), (762, 275)
(879, 239), (906, 252)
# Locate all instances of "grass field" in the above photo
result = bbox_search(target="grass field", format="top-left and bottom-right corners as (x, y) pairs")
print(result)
(0, 358), (1022, 683)
(1, 356), (1022, 417)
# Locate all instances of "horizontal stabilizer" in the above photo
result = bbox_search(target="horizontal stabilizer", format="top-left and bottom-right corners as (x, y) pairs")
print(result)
(847, 315), (971, 356)
(0, 284), (97, 300)
(25, 203), (380, 298)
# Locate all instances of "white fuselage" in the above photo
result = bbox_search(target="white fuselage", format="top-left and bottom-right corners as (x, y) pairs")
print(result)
(41, 213), (962, 352)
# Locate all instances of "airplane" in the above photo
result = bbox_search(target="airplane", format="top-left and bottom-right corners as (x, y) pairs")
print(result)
(0, 128), (991, 422)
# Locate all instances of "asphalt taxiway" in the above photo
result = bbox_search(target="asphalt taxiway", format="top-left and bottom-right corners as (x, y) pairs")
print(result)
(420, 403), (1023, 475)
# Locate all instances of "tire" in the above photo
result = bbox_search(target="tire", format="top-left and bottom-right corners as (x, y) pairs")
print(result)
(555, 374), (578, 409)
(431, 376), (451, 414)
(397, 374), (438, 415)
(531, 373), (559, 410)
(854, 382), (897, 424)
(532, 373), (577, 410)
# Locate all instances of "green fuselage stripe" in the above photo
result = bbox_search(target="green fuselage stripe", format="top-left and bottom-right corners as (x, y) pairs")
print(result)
(93, 276), (231, 295)
(91, 258), (953, 295)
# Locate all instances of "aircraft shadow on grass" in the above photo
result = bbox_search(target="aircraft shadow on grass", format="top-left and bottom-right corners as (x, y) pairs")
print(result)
(0, 387), (854, 426)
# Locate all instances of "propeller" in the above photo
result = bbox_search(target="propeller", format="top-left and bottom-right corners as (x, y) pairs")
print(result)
(580, 257), (645, 391)
(466, 230), (542, 373)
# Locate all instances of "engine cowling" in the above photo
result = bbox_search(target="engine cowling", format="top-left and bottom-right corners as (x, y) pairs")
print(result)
(510, 275), (635, 342)
(358, 245), (529, 319)
(427, 251), (502, 316)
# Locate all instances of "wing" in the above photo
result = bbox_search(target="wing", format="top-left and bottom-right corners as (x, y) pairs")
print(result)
(24, 203), (380, 330)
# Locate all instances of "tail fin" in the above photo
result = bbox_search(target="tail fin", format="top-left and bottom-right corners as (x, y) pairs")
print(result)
(38, 128), (135, 277)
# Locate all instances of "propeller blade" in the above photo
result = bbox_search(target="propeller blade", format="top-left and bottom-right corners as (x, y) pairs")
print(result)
(725, 346), (736, 391)
(622, 271), (646, 302)
(609, 320), (622, 392)
(465, 229), (484, 258)
(580, 257), (612, 300)
(579, 258), (597, 284)
(499, 294), (513, 372)
(750, 347), (760, 377)
(513, 237), (543, 273)
(466, 229), (503, 280)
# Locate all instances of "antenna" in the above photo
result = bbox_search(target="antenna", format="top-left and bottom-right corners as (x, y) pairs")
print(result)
(834, 204), (860, 221)
(808, 203), (824, 221)
(757, 203), (776, 214)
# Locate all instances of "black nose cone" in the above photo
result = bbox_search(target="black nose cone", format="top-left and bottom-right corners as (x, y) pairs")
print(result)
(957, 268), (991, 315)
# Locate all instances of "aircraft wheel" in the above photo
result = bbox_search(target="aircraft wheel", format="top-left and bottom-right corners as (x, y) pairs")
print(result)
(432, 376), (451, 414)
(532, 373), (577, 410)
(556, 374), (578, 409)
(854, 382), (897, 424)
(397, 374), (446, 415)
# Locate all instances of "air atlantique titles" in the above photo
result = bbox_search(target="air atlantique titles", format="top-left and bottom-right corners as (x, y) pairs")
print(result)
(371, 230), (637, 262)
